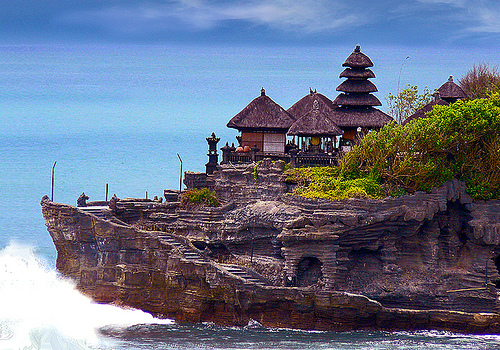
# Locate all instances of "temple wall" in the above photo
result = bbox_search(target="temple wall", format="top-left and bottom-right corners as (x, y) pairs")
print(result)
(213, 159), (287, 205)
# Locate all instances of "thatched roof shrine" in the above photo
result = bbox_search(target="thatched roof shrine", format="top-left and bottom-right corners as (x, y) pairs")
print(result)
(227, 88), (294, 131)
(437, 76), (467, 103)
(287, 89), (336, 121)
(403, 76), (467, 126)
(288, 99), (343, 136)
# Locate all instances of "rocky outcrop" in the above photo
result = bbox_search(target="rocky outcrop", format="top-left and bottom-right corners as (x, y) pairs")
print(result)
(41, 162), (500, 334)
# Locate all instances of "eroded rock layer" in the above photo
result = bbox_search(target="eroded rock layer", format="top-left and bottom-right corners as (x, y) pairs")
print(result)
(41, 161), (500, 333)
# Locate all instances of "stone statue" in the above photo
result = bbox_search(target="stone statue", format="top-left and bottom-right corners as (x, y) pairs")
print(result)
(109, 194), (119, 211)
(77, 192), (89, 207)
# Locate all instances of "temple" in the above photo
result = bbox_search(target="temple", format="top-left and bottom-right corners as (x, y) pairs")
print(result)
(221, 45), (393, 167)
(332, 45), (392, 144)
(213, 46), (467, 172)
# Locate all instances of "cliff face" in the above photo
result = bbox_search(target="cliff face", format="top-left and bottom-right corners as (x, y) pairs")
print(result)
(41, 161), (500, 333)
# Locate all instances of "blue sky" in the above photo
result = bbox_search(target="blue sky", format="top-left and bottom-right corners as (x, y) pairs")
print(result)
(1, 0), (499, 47)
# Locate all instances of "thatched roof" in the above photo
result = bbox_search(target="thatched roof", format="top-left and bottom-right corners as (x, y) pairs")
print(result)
(334, 93), (382, 107)
(342, 45), (373, 68)
(331, 106), (393, 129)
(227, 88), (294, 131)
(437, 76), (467, 102)
(402, 95), (449, 126)
(287, 90), (336, 121)
(288, 99), (343, 136)
(334, 45), (381, 112)
(340, 68), (376, 79)
(336, 79), (378, 93)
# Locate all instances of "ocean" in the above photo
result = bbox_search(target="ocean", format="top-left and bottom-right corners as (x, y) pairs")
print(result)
(1, 43), (500, 349)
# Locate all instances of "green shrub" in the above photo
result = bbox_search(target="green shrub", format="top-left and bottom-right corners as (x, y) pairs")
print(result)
(284, 92), (500, 200)
(181, 188), (220, 207)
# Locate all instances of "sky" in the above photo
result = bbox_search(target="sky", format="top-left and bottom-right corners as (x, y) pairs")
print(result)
(1, 0), (499, 139)
(1, 0), (499, 47)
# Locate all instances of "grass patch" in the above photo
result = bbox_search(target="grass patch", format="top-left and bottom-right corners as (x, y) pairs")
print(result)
(181, 188), (220, 207)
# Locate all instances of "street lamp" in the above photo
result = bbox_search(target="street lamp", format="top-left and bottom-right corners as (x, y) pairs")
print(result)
(177, 153), (183, 195)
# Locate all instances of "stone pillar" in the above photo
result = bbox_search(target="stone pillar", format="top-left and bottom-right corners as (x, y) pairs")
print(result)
(250, 144), (260, 162)
(221, 142), (230, 165)
(205, 132), (220, 175)
(289, 148), (298, 169)
(334, 247), (351, 290)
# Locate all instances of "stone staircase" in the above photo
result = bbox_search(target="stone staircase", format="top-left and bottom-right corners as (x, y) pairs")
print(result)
(79, 206), (109, 219)
(221, 264), (268, 286)
(157, 234), (269, 286)
(157, 234), (206, 262)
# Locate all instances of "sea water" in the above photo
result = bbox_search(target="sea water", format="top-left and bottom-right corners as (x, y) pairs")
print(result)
(1, 43), (500, 349)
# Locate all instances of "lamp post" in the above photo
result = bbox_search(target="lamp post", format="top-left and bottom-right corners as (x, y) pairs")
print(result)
(397, 56), (410, 94)
(177, 153), (183, 195)
(51, 161), (57, 201)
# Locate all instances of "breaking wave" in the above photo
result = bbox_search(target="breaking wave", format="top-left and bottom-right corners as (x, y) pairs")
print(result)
(0, 243), (171, 350)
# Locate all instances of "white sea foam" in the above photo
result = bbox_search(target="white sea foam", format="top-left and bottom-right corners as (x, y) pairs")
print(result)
(0, 243), (172, 350)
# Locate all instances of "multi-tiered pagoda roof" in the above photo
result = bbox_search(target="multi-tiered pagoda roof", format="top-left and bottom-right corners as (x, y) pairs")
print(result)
(332, 45), (392, 132)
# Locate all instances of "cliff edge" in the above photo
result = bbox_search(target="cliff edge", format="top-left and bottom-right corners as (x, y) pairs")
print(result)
(41, 161), (500, 333)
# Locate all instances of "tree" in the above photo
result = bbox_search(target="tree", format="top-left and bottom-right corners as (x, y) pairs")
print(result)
(385, 84), (433, 124)
(459, 63), (500, 100)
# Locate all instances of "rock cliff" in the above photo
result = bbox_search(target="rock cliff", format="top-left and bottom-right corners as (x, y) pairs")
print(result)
(41, 161), (500, 333)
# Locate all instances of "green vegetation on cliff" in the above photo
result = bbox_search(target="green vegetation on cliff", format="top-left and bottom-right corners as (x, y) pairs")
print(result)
(181, 188), (220, 207)
(285, 93), (500, 200)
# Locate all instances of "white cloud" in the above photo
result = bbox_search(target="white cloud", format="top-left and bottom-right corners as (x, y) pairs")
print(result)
(62, 0), (364, 35)
(416, 0), (466, 6)
(58, 0), (500, 42)
(469, 5), (500, 33)
(405, 0), (500, 34)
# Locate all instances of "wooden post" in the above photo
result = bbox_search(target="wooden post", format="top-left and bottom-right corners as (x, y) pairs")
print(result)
(105, 183), (109, 202)
(51, 161), (57, 201)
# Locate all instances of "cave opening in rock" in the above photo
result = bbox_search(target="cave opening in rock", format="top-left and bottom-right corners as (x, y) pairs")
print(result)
(494, 255), (500, 288)
(296, 257), (323, 287)
(192, 241), (207, 251)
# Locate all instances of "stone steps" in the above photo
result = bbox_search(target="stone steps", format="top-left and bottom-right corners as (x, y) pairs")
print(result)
(79, 206), (109, 219)
(157, 235), (205, 262)
(221, 264), (268, 286)
(157, 234), (268, 286)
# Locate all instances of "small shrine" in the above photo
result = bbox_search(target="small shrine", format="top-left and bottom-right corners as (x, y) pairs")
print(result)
(226, 88), (294, 155)
(287, 96), (342, 154)
(437, 76), (467, 103)
(205, 132), (220, 174)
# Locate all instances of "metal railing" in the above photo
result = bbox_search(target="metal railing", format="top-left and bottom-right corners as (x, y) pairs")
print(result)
(222, 150), (339, 168)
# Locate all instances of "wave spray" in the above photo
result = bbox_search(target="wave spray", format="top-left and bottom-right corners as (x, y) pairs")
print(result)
(0, 243), (170, 350)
